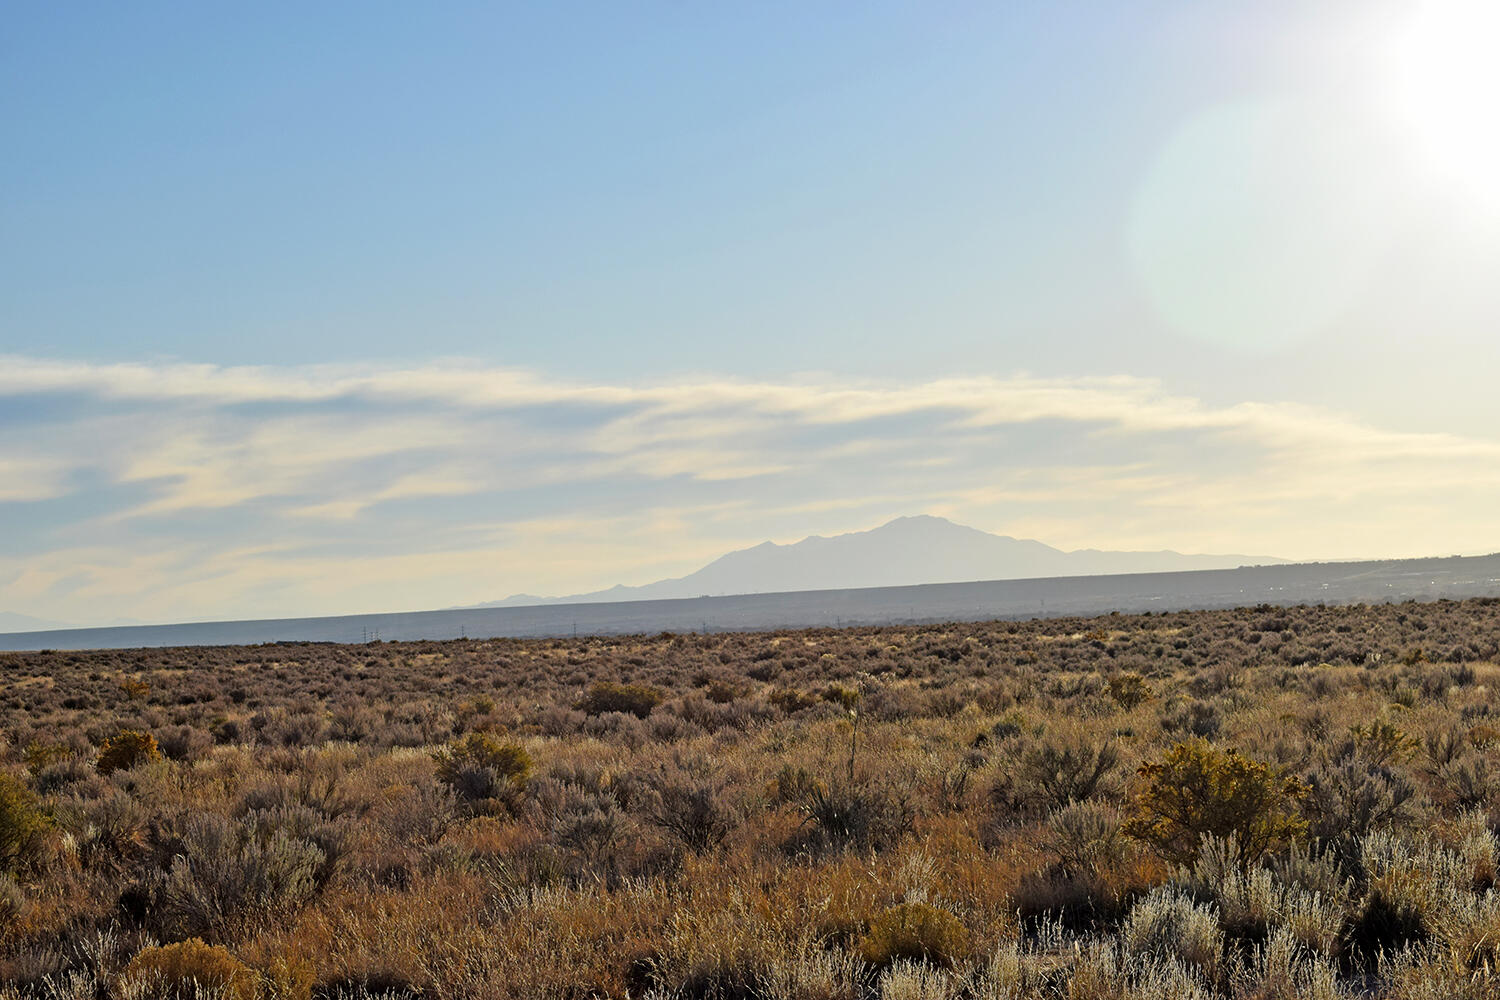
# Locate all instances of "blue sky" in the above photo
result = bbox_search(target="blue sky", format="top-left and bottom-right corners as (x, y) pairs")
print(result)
(4, 4), (1165, 371)
(4, 1), (1500, 624)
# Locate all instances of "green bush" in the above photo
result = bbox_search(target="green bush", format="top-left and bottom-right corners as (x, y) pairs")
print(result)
(434, 732), (532, 784)
(120, 938), (259, 1000)
(574, 681), (664, 718)
(1123, 740), (1306, 865)
(857, 902), (971, 970)
(96, 729), (162, 775)
(0, 772), (49, 874)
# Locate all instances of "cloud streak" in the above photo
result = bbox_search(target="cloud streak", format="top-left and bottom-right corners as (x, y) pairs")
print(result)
(2, 355), (1498, 625)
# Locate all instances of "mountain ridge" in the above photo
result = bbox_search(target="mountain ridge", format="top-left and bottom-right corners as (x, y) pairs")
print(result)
(0, 611), (74, 632)
(468, 515), (1287, 609)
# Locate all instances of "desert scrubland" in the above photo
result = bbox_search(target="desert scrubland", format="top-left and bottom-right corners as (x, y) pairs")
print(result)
(4, 599), (1500, 998)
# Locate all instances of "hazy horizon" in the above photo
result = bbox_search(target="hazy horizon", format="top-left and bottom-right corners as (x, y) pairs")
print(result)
(5, 1), (1500, 625)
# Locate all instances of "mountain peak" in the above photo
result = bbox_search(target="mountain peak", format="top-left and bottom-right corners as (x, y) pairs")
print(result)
(467, 516), (1286, 608)
(877, 514), (957, 529)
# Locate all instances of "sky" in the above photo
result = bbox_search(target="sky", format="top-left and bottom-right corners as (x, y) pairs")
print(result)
(4, 1), (1500, 626)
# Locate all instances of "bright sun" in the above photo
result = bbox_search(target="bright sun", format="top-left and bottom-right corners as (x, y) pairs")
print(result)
(1390, 0), (1500, 208)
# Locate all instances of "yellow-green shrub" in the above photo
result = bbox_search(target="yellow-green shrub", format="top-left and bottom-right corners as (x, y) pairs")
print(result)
(260, 953), (315, 1000)
(1123, 740), (1306, 865)
(575, 681), (663, 718)
(119, 939), (259, 1000)
(1108, 672), (1152, 709)
(857, 902), (971, 970)
(0, 772), (49, 874)
(96, 730), (162, 775)
(433, 732), (532, 813)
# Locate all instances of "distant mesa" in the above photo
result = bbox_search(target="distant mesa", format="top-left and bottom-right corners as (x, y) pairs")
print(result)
(467, 515), (1287, 609)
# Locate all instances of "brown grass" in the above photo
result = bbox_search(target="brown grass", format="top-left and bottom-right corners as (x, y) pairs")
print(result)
(2, 598), (1500, 997)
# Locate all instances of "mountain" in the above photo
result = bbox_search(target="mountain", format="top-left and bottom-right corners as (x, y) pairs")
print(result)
(0, 611), (74, 632)
(471, 515), (1287, 607)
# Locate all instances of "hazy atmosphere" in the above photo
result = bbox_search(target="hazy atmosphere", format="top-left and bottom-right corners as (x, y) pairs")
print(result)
(12, 8), (1500, 1000)
(5, 0), (1499, 625)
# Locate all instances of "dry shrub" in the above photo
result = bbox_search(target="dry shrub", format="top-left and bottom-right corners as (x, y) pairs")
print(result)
(1301, 743), (1419, 843)
(22, 743), (73, 775)
(704, 678), (744, 704)
(1048, 800), (1126, 879)
(547, 787), (631, 867)
(1121, 885), (1223, 981)
(1004, 801), (1141, 933)
(648, 773), (736, 852)
(158, 724), (215, 764)
(759, 945), (861, 1000)
(1445, 892), (1500, 981)
(768, 687), (820, 714)
(258, 952), (315, 1000)
(0, 872), (29, 928)
(1437, 753), (1498, 813)
(1178, 835), (1282, 941)
(1160, 698), (1222, 739)
(1241, 926), (1343, 1000)
(1342, 830), (1464, 963)
(991, 731), (1120, 822)
(776, 766), (913, 855)
(878, 960), (955, 1000)
(160, 813), (324, 940)
(61, 787), (149, 872)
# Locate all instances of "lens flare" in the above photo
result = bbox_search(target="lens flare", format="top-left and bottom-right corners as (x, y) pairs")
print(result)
(1390, 0), (1500, 210)
(1129, 100), (1395, 353)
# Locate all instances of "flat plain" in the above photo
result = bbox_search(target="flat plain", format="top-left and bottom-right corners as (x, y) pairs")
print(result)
(4, 550), (1499, 651)
(5, 597), (1500, 998)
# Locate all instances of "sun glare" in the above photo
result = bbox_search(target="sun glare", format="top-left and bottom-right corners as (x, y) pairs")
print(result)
(1390, 0), (1500, 209)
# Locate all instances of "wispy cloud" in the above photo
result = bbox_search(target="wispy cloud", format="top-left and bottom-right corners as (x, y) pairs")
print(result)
(2, 355), (1498, 624)
(0, 455), (73, 502)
